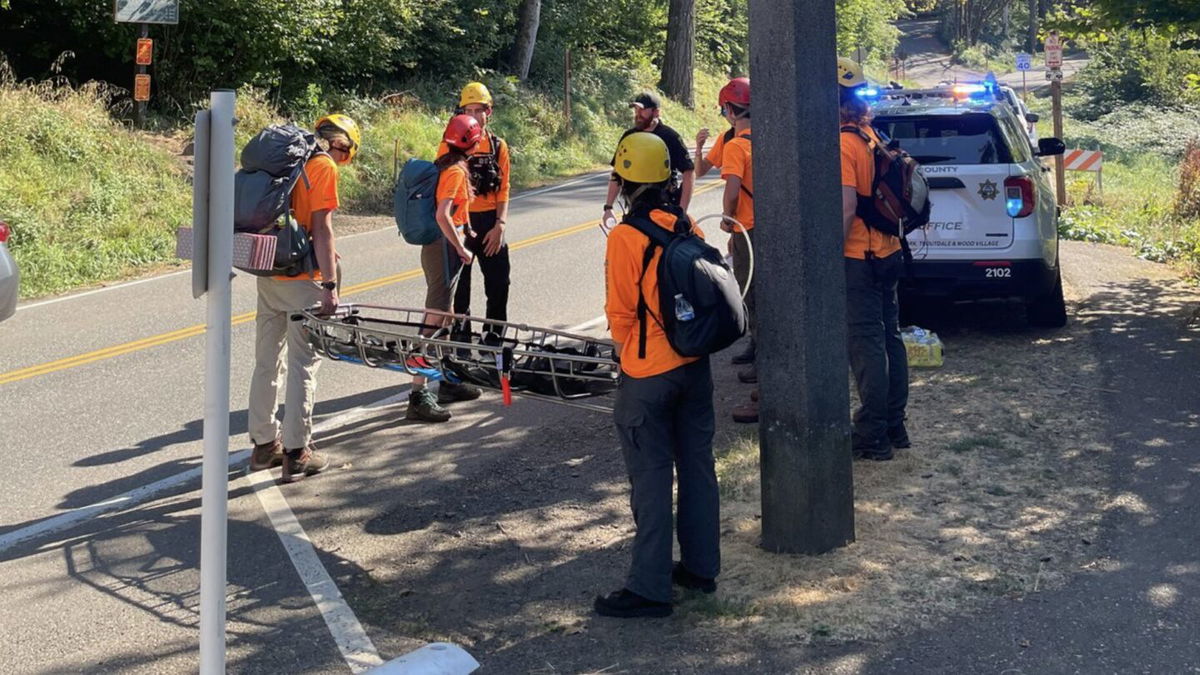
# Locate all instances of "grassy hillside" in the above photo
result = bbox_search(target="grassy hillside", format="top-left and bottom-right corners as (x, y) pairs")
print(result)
(3, 67), (726, 299)
(0, 80), (193, 299)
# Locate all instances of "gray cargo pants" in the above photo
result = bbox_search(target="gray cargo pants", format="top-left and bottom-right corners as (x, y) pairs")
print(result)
(845, 252), (909, 451)
(613, 358), (719, 603)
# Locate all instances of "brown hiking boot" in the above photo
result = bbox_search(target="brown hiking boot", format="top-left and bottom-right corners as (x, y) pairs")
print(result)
(732, 399), (759, 424)
(281, 444), (330, 484)
(249, 436), (284, 472)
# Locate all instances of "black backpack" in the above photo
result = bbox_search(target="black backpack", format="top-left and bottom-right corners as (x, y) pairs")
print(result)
(233, 124), (326, 277)
(624, 206), (747, 359)
(467, 131), (503, 196)
(840, 125), (931, 258)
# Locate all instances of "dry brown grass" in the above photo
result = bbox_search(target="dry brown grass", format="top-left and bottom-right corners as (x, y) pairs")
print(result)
(694, 316), (1113, 644)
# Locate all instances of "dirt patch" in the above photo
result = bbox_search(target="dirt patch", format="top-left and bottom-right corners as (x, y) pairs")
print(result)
(708, 300), (1111, 645)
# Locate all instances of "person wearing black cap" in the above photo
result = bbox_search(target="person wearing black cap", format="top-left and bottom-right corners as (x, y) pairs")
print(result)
(602, 91), (695, 227)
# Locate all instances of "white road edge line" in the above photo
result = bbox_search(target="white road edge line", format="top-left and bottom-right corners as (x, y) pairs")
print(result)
(246, 468), (386, 673)
(0, 316), (607, 554)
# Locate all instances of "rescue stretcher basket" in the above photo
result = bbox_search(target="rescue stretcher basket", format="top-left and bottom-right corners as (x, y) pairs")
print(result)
(295, 304), (619, 413)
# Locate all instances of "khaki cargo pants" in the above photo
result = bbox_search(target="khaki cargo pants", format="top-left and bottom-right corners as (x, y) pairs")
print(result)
(248, 276), (324, 451)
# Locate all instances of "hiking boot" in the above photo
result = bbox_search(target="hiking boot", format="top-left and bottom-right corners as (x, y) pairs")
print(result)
(593, 589), (672, 618)
(730, 340), (756, 366)
(672, 562), (717, 594)
(732, 399), (759, 424)
(406, 389), (451, 423)
(438, 380), (482, 404)
(853, 444), (894, 462)
(249, 436), (284, 472)
(281, 445), (329, 483)
(737, 366), (757, 384)
(889, 423), (912, 449)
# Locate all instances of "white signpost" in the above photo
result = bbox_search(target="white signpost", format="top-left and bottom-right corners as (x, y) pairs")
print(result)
(195, 89), (235, 675)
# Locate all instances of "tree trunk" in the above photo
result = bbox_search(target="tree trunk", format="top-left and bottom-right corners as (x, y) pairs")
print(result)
(510, 0), (541, 81)
(1027, 0), (1038, 53)
(660, 0), (695, 108)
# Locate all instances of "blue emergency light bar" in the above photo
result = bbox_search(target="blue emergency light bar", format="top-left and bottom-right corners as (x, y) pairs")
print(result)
(873, 78), (1002, 104)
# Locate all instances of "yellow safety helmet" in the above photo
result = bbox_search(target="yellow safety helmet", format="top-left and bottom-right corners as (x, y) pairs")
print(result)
(613, 132), (671, 184)
(314, 114), (361, 163)
(837, 57), (867, 88)
(459, 82), (493, 108)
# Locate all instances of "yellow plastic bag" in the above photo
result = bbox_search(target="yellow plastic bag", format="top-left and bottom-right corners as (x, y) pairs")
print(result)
(902, 326), (944, 368)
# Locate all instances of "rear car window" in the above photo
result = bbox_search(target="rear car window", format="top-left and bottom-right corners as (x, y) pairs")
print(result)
(873, 113), (1014, 165)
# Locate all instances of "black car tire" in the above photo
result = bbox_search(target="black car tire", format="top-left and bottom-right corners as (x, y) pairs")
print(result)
(1026, 266), (1067, 328)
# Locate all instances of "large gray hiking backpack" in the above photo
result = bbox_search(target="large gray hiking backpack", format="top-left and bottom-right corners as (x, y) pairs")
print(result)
(233, 124), (325, 277)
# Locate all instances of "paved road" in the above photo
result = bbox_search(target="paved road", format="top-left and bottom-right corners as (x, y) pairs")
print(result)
(896, 18), (1088, 90)
(0, 170), (731, 672)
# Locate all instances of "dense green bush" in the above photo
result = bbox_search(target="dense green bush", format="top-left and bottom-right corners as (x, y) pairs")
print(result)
(1076, 29), (1200, 118)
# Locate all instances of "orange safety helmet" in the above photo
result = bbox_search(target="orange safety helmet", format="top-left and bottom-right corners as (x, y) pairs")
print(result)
(718, 77), (751, 109)
(443, 114), (482, 151)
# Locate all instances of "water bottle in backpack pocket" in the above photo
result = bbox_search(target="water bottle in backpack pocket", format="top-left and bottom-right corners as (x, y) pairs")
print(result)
(395, 158), (442, 245)
(625, 209), (747, 358)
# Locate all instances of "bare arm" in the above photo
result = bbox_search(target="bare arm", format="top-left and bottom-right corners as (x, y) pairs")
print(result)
(694, 128), (713, 177)
(605, 178), (620, 211)
(722, 176), (741, 232)
(437, 198), (471, 263)
(309, 209), (338, 312)
(679, 169), (695, 212)
(842, 186), (858, 241)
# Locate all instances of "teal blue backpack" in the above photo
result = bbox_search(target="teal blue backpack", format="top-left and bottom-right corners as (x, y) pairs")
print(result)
(395, 158), (441, 245)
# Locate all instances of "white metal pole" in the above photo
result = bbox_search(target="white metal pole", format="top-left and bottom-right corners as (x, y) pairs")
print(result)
(199, 88), (235, 675)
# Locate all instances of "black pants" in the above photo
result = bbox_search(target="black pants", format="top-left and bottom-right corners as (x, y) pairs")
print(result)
(845, 252), (909, 451)
(453, 210), (511, 330)
(613, 358), (719, 603)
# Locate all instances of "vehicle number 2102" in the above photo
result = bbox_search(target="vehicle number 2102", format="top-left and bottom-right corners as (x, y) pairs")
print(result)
(985, 267), (1012, 278)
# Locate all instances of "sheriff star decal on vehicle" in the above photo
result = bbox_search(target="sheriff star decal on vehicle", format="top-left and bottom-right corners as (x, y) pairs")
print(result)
(978, 180), (999, 201)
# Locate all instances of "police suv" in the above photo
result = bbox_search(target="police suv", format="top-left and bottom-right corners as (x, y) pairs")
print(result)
(870, 82), (1067, 327)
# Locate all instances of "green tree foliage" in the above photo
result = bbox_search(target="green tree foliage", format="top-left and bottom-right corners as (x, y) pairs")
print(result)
(1075, 29), (1200, 116)
(1, 0), (910, 111)
(837, 0), (908, 62)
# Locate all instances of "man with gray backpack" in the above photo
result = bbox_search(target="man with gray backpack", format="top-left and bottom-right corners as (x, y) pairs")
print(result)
(243, 113), (360, 483)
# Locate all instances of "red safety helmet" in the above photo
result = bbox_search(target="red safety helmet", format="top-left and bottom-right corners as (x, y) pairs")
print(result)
(443, 114), (482, 151)
(718, 77), (751, 109)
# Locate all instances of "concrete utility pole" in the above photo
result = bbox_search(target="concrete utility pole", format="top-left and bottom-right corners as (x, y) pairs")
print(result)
(748, 0), (855, 554)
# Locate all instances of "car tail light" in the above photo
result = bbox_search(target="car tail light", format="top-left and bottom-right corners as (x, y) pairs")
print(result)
(0, 222), (9, 244)
(1004, 176), (1035, 218)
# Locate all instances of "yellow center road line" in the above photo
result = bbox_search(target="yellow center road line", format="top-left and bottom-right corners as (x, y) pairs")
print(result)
(0, 181), (724, 387)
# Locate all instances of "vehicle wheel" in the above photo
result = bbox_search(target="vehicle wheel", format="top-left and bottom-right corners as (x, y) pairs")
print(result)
(1026, 268), (1067, 328)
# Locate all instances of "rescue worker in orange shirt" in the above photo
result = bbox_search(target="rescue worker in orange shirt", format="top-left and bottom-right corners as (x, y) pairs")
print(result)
(838, 58), (910, 461)
(248, 114), (359, 483)
(438, 82), (513, 336)
(713, 78), (760, 424)
(693, 77), (748, 180)
(406, 114), (485, 423)
(595, 132), (719, 619)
